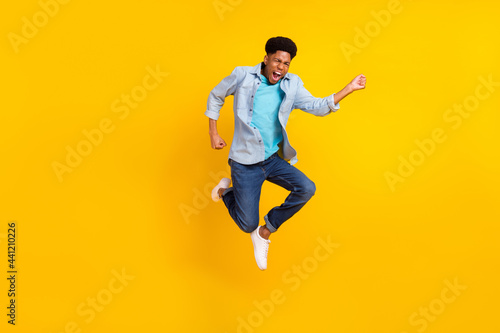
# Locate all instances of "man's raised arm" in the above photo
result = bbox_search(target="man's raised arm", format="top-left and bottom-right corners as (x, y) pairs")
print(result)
(293, 74), (367, 116)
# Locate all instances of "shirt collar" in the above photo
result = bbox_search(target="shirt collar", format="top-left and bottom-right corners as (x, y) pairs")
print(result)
(251, 62), (290, 80)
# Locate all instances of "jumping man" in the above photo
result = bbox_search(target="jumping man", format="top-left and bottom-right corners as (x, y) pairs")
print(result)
(205, 36), (366, 270)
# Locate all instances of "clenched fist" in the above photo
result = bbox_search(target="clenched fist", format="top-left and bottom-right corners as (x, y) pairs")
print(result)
(210, 133), (227, 150)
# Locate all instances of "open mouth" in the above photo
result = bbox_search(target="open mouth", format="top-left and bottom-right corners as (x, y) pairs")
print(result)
(272, 71), (282, 81)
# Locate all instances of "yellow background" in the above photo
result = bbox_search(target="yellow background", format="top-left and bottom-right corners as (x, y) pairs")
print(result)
(1, 0), (499, 332)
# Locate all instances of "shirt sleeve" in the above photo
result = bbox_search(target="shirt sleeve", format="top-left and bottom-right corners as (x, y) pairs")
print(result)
(293, 78), (340, 116)
(205, 67), (240, 121)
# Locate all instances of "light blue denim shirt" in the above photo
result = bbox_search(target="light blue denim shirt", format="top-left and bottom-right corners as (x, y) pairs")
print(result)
(205, 62), (340, 165)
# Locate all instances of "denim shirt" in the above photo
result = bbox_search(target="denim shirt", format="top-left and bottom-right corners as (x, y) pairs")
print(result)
(205, 62), (340, 165)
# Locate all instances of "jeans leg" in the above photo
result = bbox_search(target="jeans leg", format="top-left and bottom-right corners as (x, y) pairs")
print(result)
(264, 156), (316, 232)
(222, 159), (266, 233)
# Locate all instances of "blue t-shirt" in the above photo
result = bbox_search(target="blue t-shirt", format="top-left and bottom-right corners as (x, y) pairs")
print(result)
(250, 74), (285, 159)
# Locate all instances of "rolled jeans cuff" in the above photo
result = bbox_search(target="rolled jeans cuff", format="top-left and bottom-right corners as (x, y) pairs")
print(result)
(222, 187), (233, 196)
(264, 215), (277, 233)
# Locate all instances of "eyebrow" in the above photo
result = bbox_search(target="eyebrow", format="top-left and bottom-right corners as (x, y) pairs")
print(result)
(274, 58), (290, 65)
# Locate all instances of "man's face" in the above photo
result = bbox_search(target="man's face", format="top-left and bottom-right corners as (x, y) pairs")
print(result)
(262, 50), (291, 85)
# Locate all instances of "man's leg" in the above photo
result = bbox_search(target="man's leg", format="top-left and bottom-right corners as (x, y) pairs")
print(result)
(218, 159), (272, 270)
(263, 156), (316, 233)
(221, 159), (266, 233)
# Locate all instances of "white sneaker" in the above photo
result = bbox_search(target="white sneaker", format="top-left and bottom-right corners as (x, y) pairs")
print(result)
(250, 226), (271, 270)
(211, 178), (231, 202)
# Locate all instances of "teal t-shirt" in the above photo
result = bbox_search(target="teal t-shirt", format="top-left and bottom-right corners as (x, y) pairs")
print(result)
(251, 74), (285, 159)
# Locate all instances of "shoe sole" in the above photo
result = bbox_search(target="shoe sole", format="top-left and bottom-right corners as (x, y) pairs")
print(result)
(251, 227), (267, 270)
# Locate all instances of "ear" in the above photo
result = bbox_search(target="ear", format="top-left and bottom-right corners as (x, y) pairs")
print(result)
(263, 54), (269, 65)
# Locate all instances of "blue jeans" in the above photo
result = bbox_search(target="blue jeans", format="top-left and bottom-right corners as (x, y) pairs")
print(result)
(222, 153), (316, 233)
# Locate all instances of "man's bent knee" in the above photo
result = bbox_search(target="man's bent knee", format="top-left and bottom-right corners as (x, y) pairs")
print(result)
(301, 179), (316, 199)
(238, 217), (260, 233)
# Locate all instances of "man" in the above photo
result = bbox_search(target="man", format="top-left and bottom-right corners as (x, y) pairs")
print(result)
(205, 36), (366, 270)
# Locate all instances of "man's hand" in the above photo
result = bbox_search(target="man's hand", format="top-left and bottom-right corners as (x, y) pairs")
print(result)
(209, 118), (227, 150)
(210, 132), (227, 150)
(333, 74), (367, 104)
(349, 74), (366, 91)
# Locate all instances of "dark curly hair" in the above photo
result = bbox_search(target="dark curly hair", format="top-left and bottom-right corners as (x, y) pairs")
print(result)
(265, 36), (297, 59)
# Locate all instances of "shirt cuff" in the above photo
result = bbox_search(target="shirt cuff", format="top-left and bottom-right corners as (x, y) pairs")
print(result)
(205, 110), (220, 120)
(327, 93), (340, 111)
